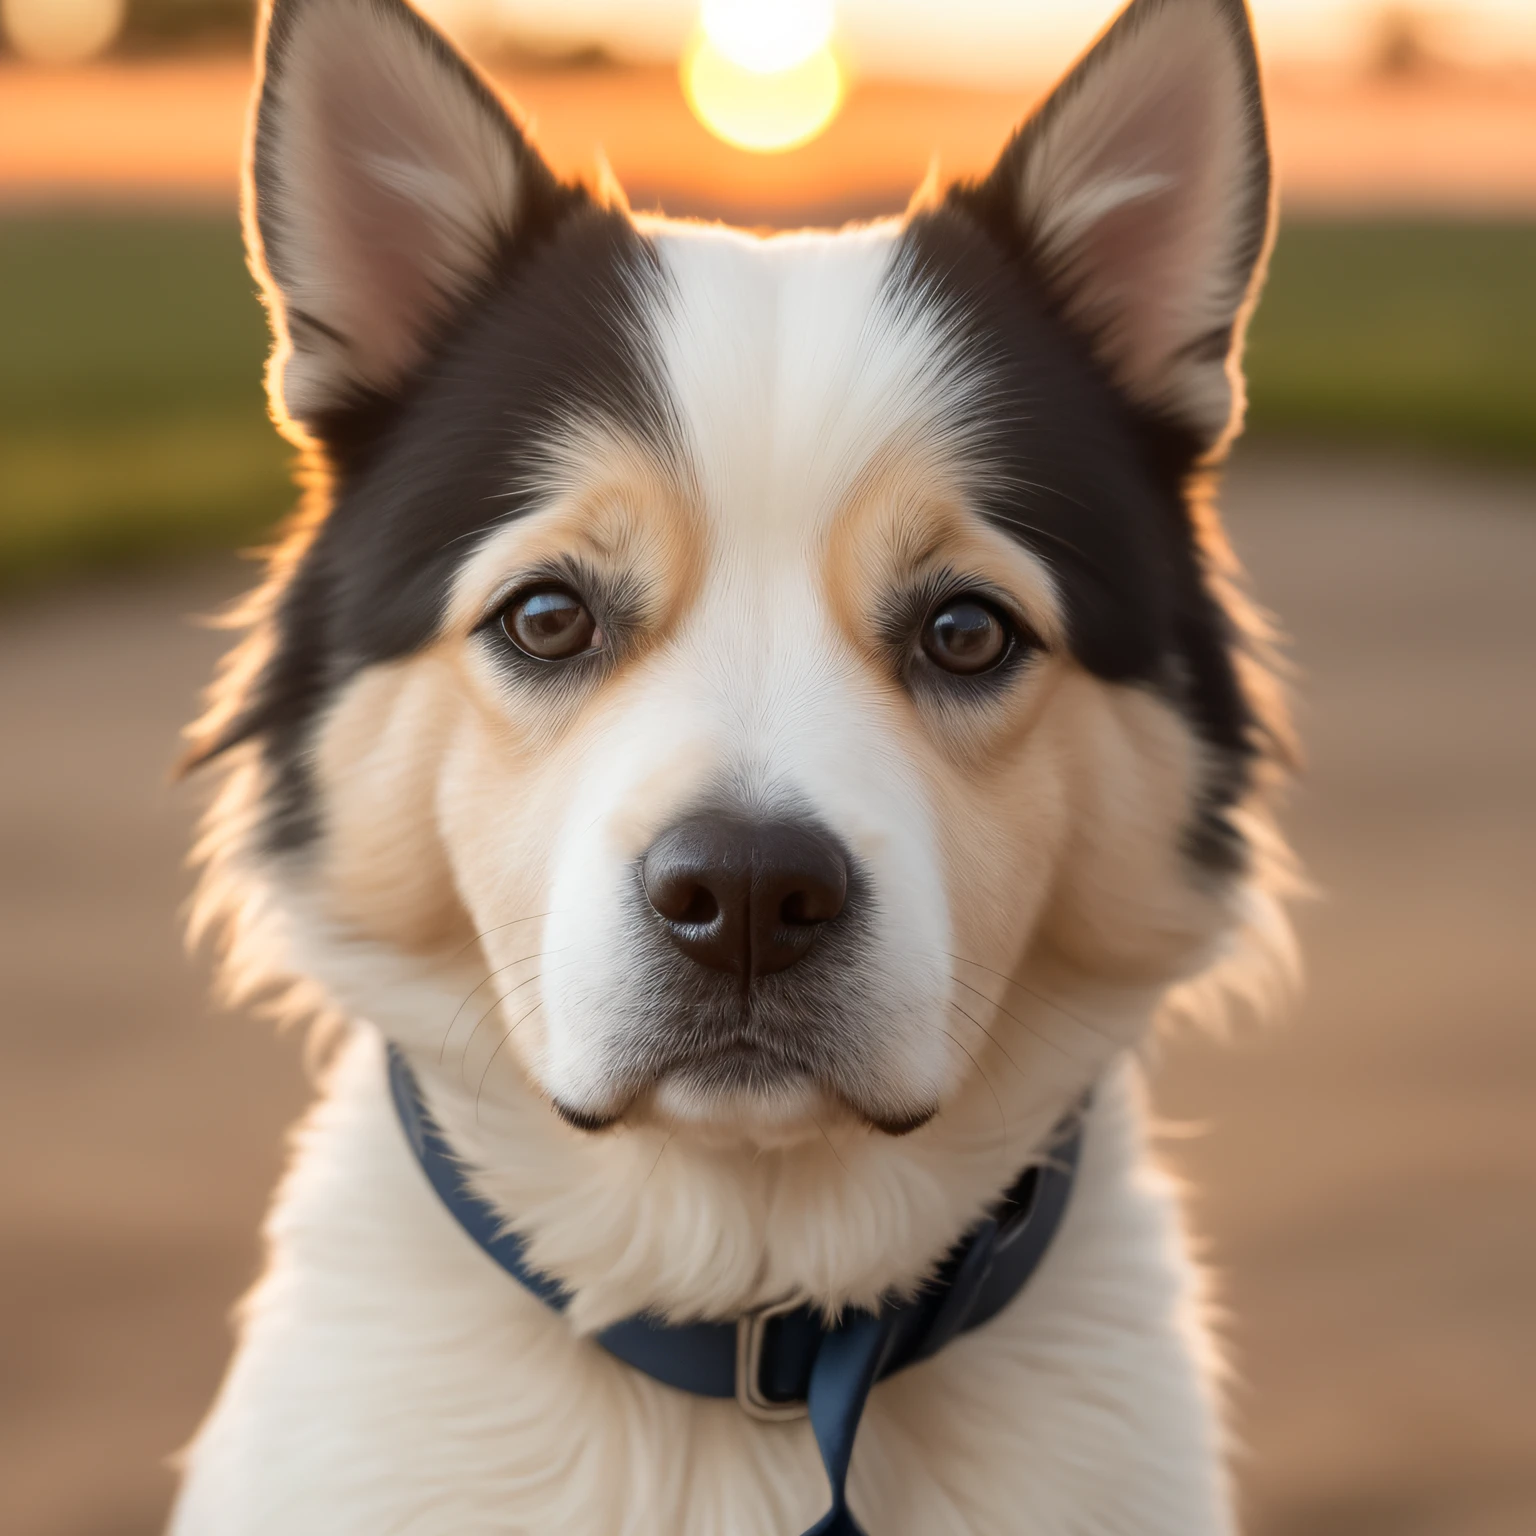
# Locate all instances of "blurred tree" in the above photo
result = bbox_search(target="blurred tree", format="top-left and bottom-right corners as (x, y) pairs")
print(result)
(118, 0), (254, 53)
(1370, 6), (1440, 79)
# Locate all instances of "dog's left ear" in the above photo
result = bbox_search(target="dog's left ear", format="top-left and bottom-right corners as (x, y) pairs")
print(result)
(964, 0), (1272, 449)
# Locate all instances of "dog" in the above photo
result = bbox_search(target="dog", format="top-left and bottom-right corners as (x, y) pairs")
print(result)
(169, 0), (1296, 1530)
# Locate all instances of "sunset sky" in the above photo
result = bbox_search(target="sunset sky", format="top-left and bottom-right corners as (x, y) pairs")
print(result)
(432, 0), (1536, 79)
(7, 0), (1536, 76)
(3, 0), (1533, 209)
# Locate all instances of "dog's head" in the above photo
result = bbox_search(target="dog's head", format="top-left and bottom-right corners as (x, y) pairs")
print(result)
(192, 0), (1289, 1176)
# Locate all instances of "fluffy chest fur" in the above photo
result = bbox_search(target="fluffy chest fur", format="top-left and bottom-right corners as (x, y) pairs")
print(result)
(170, 0), (1295, 1531)
(172, 1042), (1229, 1536)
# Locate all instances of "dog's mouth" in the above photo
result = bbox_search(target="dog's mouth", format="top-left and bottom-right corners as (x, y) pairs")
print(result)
(653, 1035), (819, 1092)
(550, 1036), (937, 1139)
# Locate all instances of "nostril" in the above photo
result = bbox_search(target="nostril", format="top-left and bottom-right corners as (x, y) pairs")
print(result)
(777, 851), (847, 928)
(780, 889), (831, 927)
(644, 871), (721, 926)
(678, 885), (719, 926)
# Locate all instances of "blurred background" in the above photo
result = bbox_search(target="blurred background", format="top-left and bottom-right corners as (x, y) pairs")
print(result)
(1, 2), (1532, 1534)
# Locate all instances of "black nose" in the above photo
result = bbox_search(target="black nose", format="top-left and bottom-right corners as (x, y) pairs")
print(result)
(641, 814), (848, 981)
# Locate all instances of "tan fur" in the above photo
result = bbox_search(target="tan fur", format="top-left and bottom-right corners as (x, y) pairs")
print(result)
(174, 4), (1297, 1528)
(311, 657), (471, 954)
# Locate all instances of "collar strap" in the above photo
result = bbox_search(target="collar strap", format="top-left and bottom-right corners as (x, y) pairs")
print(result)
(387, 1046), (1084, 1536)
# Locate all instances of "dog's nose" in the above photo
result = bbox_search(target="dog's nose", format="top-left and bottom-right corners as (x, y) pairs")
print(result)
(641, 814), (848, 981)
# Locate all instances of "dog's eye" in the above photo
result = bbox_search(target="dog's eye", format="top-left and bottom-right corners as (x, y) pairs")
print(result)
(921, 596), (1012, 675)
(499, 586), (600, 661)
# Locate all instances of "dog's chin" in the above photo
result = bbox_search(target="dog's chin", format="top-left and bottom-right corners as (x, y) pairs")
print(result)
(550, 1057), (937, 1149)
(660, 1071), (837, 1148)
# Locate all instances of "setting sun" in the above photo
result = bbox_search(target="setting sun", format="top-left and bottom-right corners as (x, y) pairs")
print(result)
(683, 0), (844, 154)
(701, 0), (833, 72)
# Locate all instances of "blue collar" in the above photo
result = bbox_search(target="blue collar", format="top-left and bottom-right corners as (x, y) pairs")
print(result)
(387, 1046), (1084, 1536)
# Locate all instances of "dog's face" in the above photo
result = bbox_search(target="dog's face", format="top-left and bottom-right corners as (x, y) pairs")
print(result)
(195, 0), (1283, 1153)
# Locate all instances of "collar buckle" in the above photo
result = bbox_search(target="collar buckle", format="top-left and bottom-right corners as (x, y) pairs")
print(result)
(735, 1295), (810, 1422)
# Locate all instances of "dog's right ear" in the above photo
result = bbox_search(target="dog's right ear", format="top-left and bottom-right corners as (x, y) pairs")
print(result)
(246, 0), (575, 438)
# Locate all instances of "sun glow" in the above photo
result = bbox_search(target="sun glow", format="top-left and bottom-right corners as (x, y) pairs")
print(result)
(1, 0), (124, 63)
(684, 0), (844, 154)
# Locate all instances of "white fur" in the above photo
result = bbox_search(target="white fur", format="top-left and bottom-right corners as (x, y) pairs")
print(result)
(172, 1), (1290, 1531)
(173, 1036), (1232, 1536)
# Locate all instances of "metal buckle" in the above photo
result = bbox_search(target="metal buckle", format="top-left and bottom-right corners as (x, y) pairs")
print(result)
(735, 1295), (810, 1422)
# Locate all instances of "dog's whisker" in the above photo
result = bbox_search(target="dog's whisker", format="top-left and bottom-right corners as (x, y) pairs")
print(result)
(457, 967), (554, 1087)
(459, 957), (582, 1085)
(938, 1026), (1008, 1160)
(475, 1000), (546, 1124)
(438, 945), (570, 1064)
(946, 1000), (1077, 1133)
(640, 1132), (675, 1190)
(439, 949), (541, 1064)
(949, 953), (1121, 1052)
(948, 976), (1098, 1072)
(811, 1115), (851, 1175)
(446, 966), (540, 1073)
(944, 996), (1034, 1082)
(449, 910), (554, 963)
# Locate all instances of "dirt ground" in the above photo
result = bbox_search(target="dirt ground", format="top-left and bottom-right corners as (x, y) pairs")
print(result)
(1, 448), (1532, 1536)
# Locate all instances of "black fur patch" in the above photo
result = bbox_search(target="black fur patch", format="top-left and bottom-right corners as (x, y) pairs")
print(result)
(210, 0), (1272, 875)
(891, 199), (1260, 870)
(214, 191), (1260, 870)
(211, 199), (668, 850)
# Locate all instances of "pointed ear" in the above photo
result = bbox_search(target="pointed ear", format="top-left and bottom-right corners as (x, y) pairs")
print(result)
(246, 0), (574, 432)
(967, 0), (1272, 449)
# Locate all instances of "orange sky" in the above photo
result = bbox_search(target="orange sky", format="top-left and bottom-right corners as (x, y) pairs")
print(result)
(2, 58), (1534, 220)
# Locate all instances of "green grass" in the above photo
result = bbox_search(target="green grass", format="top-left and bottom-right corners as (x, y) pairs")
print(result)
(1245, 220), (1536, 461)
(1, 212), (1532, 590)
(0, 212), (289, 591)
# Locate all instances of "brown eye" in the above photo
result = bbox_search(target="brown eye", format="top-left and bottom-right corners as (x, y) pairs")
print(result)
(500, 586), (599, 661)
(921, 596), (1011, 675)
